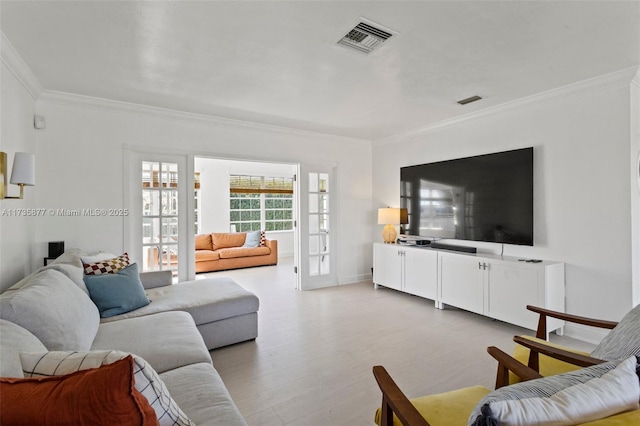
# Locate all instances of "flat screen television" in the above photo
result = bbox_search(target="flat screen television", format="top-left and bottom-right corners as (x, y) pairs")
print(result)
(400, 147), (533, 246)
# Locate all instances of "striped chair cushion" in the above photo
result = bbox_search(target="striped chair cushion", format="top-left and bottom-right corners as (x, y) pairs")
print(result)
(468, 356), (640, 426)
(591, 303), (640, 361)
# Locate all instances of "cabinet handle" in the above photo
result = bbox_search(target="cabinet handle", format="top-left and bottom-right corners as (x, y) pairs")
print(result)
(478, 262), (482, 270)
(478, 262), (488, 270)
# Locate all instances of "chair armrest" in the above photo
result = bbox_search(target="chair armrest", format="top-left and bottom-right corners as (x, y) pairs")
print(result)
(513, 335), (605, 371)
(372, 365), (431, 426)
(526, 305), (618, 339)
(139, 270), (172, 289)
(487, 346), (543, 389)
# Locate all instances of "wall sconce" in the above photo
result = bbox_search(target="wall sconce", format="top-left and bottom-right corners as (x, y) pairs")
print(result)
(378, 207), (401, 244)
(1, 152), (35, 200)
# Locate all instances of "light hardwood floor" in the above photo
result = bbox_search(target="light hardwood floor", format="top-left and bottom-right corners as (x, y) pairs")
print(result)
(198, 257), (593, 426)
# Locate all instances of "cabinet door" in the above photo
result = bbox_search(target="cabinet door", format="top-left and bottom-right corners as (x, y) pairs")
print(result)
(485, 262), (543, 330)
(438, 252), (484, 314)
(404, 248), (438, 300)
(373, 244), (402, 291)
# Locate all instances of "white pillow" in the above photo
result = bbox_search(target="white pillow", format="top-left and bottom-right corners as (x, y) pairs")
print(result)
(468, 356), (640, 426)
(0, 269), (99, 351)
(80, 251), (119, 264)
(20, 350), (194, 426)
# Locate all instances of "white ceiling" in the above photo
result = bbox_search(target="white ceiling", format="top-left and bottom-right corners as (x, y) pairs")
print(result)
(2, 1), (639, 141)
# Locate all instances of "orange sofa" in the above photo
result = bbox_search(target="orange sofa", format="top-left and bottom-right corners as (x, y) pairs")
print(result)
(195, 232), (278, 273)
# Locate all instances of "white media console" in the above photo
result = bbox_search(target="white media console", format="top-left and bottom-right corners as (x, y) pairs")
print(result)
(373, 242), (565, 335)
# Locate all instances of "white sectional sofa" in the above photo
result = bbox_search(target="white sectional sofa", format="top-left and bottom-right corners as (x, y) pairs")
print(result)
(0, 250), (259, 425)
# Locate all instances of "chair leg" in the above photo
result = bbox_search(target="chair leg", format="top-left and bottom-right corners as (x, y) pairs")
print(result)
(381, 397), (395, 426)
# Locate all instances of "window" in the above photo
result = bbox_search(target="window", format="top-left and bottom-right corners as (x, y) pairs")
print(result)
(230, 175), (294, 232)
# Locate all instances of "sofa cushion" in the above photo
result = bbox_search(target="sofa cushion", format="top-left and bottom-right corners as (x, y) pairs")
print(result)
(84, 263), (151, 318)
(195, 250), (220, 262)
(1, 356), (159, 426)
(468, 356), (640, 426)
(160, 362), (248, 426)
(211, 232), (246, 250)
(91, 311), (211, 374)
(0, 320), (47, 378)
(195, 234), (213, 250)
(0, 269), (99, 351)
(218, 246), (271, 259)
(21, 350), (194, 426)
(100, 278), (260, 326)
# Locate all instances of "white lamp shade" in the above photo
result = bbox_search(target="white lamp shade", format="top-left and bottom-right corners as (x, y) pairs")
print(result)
(378, 207), (400, 225)
(10, 152), (35, 186)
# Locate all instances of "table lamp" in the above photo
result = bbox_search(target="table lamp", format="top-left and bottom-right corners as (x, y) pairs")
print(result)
(378, 207), (400, 243)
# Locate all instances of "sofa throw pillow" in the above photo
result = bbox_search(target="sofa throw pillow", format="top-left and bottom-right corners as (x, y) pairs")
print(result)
(1, 356), (159, 426)
(84, 263), (150, 318)
(20, 350), (194, 426)
(243, 230), (261, 248)
(80, 251), (119, 263)
(83, 253), (130, 275)
(0, 269), (100, 351)
(591, 303), (640, 361)
(468, 355), (640, 426)
(260, 230), (266, 246)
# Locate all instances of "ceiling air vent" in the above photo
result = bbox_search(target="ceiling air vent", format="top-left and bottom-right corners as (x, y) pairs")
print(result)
(337, 21), (394, 54)
(457, 95), (483, 105)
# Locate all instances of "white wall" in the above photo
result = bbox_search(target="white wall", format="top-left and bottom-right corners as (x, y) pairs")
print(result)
(0, 61), (38, 291)
(373, 72), (636, 339)
(632, 69), (640, 306)
(27, 96), (372, 286)
(194, 157), (296, 256)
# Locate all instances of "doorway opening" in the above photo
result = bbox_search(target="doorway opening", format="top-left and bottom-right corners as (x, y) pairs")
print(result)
(194, 157), (297, 283)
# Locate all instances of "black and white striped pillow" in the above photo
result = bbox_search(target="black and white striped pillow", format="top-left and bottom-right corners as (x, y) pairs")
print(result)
(468, 356), (640, 426)
(20, 350), (194, 426)
(591, 304), (640, 361)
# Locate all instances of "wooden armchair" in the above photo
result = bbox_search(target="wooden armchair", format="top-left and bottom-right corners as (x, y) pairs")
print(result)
(373, 346), (542, 426)
(511, 305), (618, 380)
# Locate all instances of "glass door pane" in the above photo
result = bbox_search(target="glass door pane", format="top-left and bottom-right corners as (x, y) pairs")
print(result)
(141, 161), (179, 277)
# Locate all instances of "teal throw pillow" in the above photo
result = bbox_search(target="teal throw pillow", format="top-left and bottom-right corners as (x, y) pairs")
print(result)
(84, 263), (150, 318)
(243, 230), (261, 248)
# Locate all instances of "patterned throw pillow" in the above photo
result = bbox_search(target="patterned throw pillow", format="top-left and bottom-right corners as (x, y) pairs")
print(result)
(468, 356), (640, 426)
(20, 350), (195, 426)
(83, 253), (130, 275)
(2, 356), (158, 426)
(591, 303), (640, 361)
(260, 230), (266, 247)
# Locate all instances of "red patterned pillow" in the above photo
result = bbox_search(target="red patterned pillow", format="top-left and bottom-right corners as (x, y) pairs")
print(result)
(260, 230), (266, 247)
(83, 253), (130, 275)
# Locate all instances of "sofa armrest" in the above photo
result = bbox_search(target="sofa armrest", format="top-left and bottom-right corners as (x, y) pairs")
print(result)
(139, 270), (172, 289)
(266, 239), (278, 256)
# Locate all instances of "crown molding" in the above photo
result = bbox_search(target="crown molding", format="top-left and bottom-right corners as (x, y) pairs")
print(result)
(0, 32), (43, 100)
(374, 66), (640, 146)
(38, 89), (369, 143)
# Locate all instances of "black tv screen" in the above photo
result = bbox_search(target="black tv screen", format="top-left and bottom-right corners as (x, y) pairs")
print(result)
(400, 147), (533, 246)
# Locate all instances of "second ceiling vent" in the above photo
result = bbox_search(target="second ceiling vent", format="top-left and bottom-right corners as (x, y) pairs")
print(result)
(337, 21), (394, 54)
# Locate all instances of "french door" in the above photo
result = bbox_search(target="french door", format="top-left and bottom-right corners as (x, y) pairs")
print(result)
(127, 152), (190, 283)
(296, 164), (337, 290)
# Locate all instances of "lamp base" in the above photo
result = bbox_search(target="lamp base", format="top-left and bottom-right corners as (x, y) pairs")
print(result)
(382, 224), (397, 244)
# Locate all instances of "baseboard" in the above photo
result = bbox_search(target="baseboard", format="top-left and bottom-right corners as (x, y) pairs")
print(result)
(563, 323), (608, 345)
(339, 273), (372, 285)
